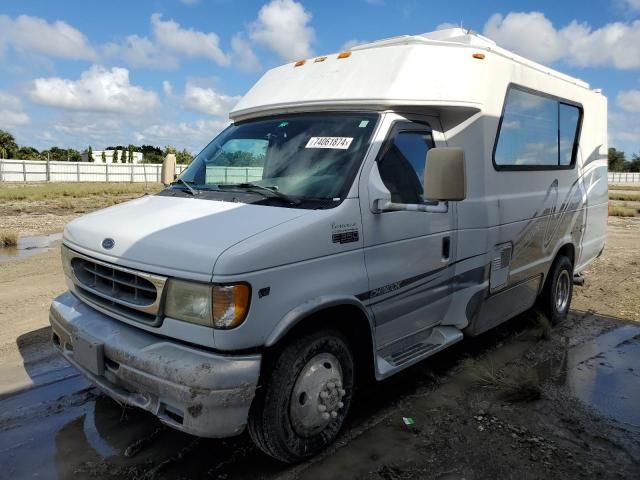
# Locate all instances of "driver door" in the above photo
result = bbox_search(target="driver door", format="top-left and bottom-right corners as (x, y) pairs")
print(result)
(359, 114), (456, 349)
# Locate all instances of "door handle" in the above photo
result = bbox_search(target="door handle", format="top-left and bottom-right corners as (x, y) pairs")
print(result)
(442, 236), (450, 261)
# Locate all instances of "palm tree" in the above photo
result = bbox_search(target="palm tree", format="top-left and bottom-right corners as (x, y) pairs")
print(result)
(0, 129), (18, 159)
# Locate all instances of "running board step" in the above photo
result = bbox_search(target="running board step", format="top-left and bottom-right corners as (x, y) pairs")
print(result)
(378, 326), (463, 375)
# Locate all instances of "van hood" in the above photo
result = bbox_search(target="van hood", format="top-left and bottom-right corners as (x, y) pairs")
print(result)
(63, 195), (310, 279)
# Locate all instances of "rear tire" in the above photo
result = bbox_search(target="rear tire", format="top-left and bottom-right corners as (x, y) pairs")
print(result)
(538, 254), (573, 325)
(248, 330), (354, 463)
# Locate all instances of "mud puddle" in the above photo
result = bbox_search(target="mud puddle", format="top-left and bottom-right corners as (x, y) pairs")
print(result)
(0, 232), (62, 263)
(559, 325), (640, 431)
(1, 315), (639, 479)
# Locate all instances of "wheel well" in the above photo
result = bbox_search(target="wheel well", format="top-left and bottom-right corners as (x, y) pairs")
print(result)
(556, 243), (575, 267)
(265, 305), (375, 383)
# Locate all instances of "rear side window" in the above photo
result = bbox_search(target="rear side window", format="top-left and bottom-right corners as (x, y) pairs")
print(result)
(494, 86), (582, 170)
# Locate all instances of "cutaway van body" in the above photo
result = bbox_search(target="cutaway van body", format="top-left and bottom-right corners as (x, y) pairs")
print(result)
(50, 28), (607, 462)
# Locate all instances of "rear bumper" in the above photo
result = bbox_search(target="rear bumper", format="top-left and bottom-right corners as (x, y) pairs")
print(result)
(49, 291), (261, 438)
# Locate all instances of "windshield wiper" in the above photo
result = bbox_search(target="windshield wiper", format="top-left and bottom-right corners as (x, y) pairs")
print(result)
(219, 183), (301, 205)
(170, 178), (198, 196)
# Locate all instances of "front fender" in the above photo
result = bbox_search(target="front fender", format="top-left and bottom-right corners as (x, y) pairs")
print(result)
(264, 295), (374, 347)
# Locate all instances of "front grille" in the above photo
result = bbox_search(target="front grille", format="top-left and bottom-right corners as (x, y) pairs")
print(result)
(74, 284), (158, 323)
(72, 257), (157, 307)
(63, 245), (167, 324)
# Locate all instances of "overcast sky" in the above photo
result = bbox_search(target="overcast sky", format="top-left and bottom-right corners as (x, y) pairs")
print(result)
(1, 0), (640, 155)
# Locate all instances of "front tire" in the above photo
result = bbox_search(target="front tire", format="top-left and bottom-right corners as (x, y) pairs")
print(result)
(538, 254), (574, 325)
(248, 330), (354, 463)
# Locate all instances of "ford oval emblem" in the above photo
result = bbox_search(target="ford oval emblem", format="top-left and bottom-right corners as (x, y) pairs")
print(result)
(102, 238), (115, 250)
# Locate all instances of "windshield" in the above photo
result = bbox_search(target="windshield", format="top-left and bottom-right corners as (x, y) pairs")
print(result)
(177, 113), (378, 205)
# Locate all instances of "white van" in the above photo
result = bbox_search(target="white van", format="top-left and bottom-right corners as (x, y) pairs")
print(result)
(50, 29), (608, 462)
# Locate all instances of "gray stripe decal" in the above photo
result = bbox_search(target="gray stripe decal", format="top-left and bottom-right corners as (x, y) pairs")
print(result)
(374, 266), (486, 325)
(356, 253), (484, 303)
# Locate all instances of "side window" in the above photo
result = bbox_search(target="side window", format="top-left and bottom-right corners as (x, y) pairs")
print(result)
(378, 128), (434, 204)
(494, 86), (582, 169)
(559, 103), (580, 166)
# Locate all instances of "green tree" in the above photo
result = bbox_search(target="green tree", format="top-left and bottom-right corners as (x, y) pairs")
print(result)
(608, 147), (628, 172)
(101, 150), (106, 163)
(112, 150), (119, 163)
(87, 146), (93, 162)
(176, 149), (193, 164)
(14, 146), (39, 160)
(128, 145), (135, 163)
(68, 149), (82, 162)
(47, 147), (68, 161)
(141, 144), (164, 163)
(629, 153), (640, 172)
(122, 149), (128, 163)
(164, 145), (177, 156)
(0, 129), (18, 159)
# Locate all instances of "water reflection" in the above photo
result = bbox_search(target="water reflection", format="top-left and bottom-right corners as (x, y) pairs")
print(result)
(0, 232), (62, 263)
(563, 325), (640, 430)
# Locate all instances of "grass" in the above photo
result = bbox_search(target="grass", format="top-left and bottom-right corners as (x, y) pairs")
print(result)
(0, 182), (162, 202)
(466, 359), (542, 403)
(609, 192), (640, 202)
(0, 229), (18, 247)
(0, 182), (164, 216)
(609, 185), (640, 191)
(609, 205), (638, 217)
(533, 310), (553, 340)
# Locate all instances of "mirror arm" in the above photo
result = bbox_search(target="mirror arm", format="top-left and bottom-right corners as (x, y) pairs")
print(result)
(374, 199), (448, 213)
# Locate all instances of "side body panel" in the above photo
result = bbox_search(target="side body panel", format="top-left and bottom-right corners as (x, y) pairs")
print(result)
(447, 53), (608, 336)
(357, 113), (456, 352)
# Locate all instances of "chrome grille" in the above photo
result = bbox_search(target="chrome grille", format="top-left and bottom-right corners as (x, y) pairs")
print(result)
(62, 245), (167, 324)
(72, 257), (157, 307)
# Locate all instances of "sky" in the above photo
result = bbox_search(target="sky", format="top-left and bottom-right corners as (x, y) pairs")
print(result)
(1, 0), (640, 156)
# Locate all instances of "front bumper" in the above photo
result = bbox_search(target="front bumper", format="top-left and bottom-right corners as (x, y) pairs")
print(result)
(49, 291), (261, 438)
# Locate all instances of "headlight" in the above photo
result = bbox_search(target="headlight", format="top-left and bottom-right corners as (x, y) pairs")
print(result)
(164, 280), (250, 329)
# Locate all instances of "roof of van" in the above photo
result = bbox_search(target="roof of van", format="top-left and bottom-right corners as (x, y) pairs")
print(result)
(230, 28), (595, 121)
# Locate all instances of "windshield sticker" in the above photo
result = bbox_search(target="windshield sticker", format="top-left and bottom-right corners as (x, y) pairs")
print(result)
(358, 120), (369, 128)
(305, 137), (353, 149)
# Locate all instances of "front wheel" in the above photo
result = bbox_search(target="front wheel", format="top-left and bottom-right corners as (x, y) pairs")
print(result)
(538, 254), (574, 325)
(248, 330), (354, 463)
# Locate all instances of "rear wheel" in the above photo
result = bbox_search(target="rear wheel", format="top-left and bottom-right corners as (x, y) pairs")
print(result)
(248, 330), (354, 463)
(538, 254), (574, 325)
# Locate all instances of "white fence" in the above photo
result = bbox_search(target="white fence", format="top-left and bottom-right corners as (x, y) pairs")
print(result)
(0, 159), (265, 184)
(608, 172), (640, 184)
(2, 158), (638, 185)
(0, 159), (187, 183)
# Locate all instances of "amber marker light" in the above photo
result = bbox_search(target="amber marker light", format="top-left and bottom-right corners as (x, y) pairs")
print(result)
(294, 59), (306, 67)
(212, 284), (251, 329)
(337, 51), (352, 59)
(472, 53), (486, 60)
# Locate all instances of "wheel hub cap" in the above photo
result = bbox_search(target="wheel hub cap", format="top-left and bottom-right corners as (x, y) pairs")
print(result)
(555, 270), (570, 312)
(290, 353), (346, 437)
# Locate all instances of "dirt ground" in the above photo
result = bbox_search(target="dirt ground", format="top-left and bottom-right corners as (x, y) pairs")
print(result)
(0, 183), (161, 236)
(0, 216), (639, 479)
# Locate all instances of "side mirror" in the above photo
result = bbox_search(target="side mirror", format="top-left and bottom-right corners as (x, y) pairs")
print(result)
(424, 147), (466, 201)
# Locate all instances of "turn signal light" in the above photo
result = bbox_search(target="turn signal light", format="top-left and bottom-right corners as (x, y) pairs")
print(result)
(337, 51), (351, 59)
(294, 59), (306, 67)
(472, 53), (486, 60)
(212, 284), (251, 329)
